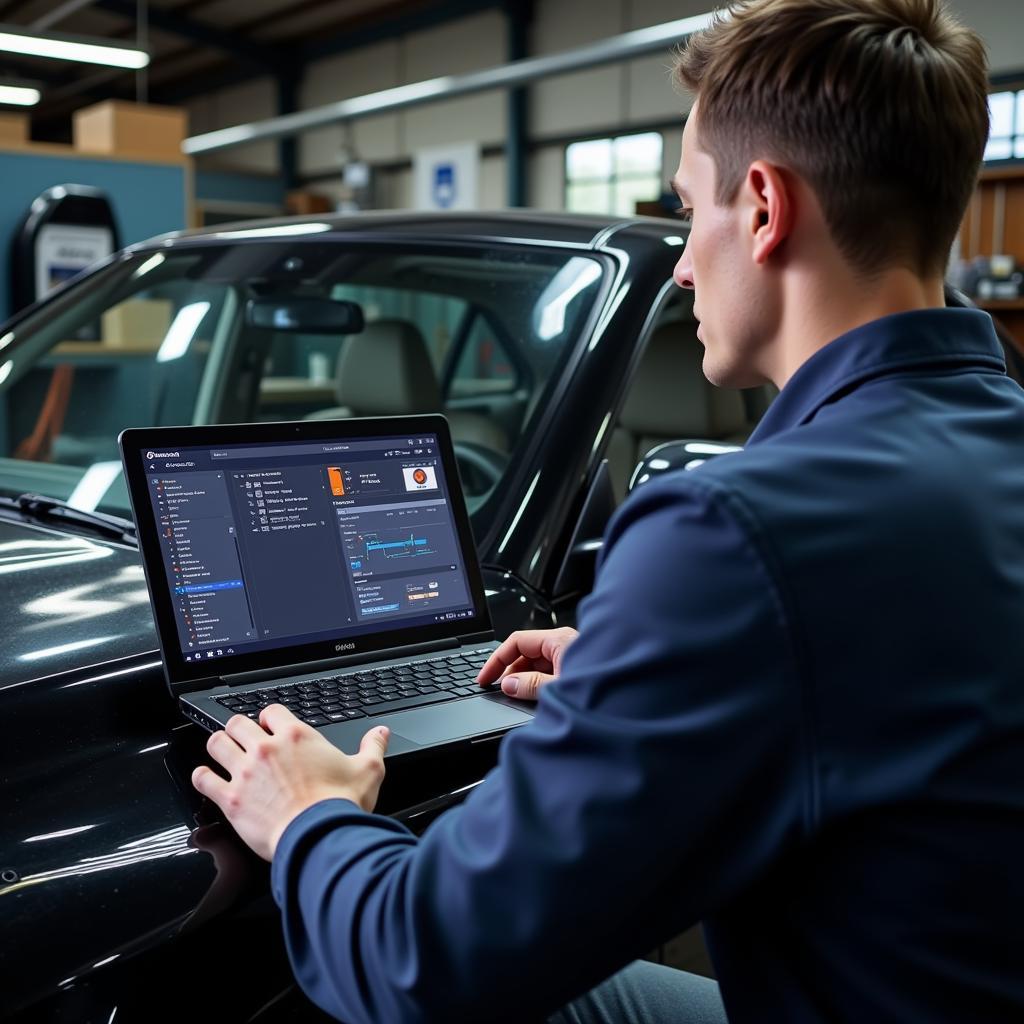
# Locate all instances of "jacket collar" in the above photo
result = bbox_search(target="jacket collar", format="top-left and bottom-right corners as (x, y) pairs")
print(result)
(747, 308), (1006, 445)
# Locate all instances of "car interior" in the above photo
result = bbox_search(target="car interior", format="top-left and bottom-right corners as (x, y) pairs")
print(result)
(607, 301), (774, 504)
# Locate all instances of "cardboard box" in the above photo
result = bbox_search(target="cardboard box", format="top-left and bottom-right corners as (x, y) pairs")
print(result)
(73, 101), (187, 161)
(285, 190), (333, 215)
(102, 299), (174, 349)
(0, 113), (28, 145)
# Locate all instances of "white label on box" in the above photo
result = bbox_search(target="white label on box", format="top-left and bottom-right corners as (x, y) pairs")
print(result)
(35, 224), (114, 299)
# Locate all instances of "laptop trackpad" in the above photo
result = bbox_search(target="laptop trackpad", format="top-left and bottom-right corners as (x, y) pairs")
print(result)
(321, 699), (532, 756)
(386, 699), (532, 747)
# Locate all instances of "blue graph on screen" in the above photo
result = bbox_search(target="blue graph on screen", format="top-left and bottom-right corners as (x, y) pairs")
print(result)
(356, 529), (440, 566)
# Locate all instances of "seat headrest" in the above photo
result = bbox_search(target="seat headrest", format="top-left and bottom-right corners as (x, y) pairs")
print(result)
(335, 319), (441, 415)
(619, 322), (748, 439)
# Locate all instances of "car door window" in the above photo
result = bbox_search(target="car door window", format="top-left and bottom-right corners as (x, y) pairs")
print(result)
(448, 312), (518, 398)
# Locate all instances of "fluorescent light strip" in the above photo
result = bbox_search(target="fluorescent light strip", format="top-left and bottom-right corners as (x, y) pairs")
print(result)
(0, 84), (39, 106)
(0, 27), (148, 69)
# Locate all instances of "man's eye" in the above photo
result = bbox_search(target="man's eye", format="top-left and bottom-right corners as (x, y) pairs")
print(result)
(675, 206), (693, 225)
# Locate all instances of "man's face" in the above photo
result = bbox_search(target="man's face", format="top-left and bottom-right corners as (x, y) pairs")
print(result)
(671, 105), (776, 388)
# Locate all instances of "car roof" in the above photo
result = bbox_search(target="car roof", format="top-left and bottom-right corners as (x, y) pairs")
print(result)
(130, 209), (683, 251)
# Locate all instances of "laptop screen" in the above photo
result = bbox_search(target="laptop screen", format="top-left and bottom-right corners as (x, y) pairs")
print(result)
(136, 430), (477, 669)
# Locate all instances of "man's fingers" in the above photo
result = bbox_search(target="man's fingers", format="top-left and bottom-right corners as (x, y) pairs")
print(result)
(259, 702), (303, 735)
(225, 712), (268, 749)
(192, 764), (231, 805)
(207, 728), (245, 774)
(501, 671), (553, 701)
(477, 654), (531, 687)
(476, 631), (554, 683)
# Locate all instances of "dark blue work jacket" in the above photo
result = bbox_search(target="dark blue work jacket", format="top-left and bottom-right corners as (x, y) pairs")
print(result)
(272, 308), (1024, 1023)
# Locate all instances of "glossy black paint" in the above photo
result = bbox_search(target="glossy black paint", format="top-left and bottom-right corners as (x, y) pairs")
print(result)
(0, 211), (684, 1019)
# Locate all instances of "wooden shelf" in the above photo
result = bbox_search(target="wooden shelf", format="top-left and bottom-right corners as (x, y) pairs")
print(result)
(980, 165), (1024, 183)
(977, 299), (1024, 310)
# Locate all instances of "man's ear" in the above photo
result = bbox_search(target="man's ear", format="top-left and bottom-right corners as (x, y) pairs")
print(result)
(745, 161), (793, 265)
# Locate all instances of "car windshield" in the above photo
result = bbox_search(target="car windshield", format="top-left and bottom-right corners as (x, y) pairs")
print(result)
(0, 238), (604, 533)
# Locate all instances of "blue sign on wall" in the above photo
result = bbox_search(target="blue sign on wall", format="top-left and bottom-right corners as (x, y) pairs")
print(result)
(432, 163), (456, 208)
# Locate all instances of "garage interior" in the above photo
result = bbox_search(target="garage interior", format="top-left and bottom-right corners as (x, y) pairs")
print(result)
(1, 1), (1024, 1020)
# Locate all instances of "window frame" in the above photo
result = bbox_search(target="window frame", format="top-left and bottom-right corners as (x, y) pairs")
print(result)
(563, 130), (664, 216)
(984, 74), (1024, 167)
(440, 303), (531, 402)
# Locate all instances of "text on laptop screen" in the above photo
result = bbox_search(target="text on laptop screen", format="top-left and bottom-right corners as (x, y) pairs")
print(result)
(139, 433), (475, 665)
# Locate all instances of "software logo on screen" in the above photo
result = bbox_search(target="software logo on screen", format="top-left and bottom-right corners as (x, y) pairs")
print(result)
(403, 466), (437, 491)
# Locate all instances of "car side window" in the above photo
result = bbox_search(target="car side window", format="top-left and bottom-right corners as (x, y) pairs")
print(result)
(8, 280), (225, 468)
(449, 312), (518, 398)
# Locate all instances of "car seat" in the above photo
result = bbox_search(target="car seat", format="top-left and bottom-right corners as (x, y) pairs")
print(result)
(606, 321), (759, 503)
(305, 318), (507, 453)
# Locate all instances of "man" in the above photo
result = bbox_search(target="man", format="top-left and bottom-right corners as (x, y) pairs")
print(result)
(193, 1), (1024, 1020)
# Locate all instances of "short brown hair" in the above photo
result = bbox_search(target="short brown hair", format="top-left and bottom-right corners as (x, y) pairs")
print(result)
(674, 0), (989, 277)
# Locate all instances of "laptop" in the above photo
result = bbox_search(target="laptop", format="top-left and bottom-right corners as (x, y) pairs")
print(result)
(119, 414), (535, 759)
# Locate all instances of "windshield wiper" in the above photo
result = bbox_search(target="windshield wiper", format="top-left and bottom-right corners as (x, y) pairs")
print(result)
(0, 493), (137, 546)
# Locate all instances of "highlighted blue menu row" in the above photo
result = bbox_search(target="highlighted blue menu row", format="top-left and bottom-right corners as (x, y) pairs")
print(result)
(361, 603), (402, 615)
(174, 579), (244, 595)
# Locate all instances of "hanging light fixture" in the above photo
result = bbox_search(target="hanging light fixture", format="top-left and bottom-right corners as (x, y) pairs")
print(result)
(0, 24), (149, 69)
(0, 80), (41, 106)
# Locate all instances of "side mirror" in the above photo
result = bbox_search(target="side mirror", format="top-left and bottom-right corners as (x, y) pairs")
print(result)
(629, 439), (743, 493)
(246, 297), (364, 334)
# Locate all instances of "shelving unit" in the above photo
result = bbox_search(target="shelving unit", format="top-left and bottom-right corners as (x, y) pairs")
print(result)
(960, 164), (1024, 347)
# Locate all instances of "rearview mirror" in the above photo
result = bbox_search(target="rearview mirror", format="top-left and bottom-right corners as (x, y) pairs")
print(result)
(245, 297), (364, 334)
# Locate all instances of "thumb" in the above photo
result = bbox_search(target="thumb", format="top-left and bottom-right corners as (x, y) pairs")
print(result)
(501, 671), (552, 701)
(358, 725), (390, 762)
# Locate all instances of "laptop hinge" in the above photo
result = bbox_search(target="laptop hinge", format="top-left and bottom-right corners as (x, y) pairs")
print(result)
(457, 631), (495, 645)
(221, 638), (460, 687)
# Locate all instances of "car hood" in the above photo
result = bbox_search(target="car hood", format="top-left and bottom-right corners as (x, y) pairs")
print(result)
(0, 516), (553, 690)
(0, 517), (157, 688)
(0, 457), (133, 518)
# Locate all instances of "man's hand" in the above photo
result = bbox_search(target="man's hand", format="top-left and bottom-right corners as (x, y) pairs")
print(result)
(192, 704), (390, 862)
(475, 626), (579, 701)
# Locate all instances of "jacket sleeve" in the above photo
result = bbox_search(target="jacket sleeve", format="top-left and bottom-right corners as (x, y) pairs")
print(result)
(271, 476), (810, 1023)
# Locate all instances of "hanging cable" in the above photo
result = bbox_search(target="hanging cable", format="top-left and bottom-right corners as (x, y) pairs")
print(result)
(136, 0), (148, 103)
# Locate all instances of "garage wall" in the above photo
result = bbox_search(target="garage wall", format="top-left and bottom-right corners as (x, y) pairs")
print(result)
(185, 0), (1024, 206)
(949, 0), (1024, 76)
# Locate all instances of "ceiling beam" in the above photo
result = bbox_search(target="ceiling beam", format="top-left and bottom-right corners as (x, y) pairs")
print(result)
(146, 0), (507, 104)
(151, 61), (268, 105)
(31, 0), (101, 31)
(298, 0), (504, 63)
(92, 0), (280, 71)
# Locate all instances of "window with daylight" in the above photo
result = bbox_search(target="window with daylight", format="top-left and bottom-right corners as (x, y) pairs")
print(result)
(984, 88), (1024, 163)
(565, 132), (663, 216)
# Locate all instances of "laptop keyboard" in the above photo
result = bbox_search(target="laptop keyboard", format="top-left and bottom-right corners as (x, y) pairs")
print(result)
(213, 652), (493, 727)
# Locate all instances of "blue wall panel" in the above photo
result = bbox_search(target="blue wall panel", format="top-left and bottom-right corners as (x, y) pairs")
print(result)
(0, 149), (187, 320)
(195, 169), (285, 207)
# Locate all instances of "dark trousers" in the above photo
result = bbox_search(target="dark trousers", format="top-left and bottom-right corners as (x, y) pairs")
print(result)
(549, 961), (728, 1024)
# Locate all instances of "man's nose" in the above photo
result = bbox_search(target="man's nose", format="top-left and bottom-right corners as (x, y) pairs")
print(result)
(673, 246), (694, 290)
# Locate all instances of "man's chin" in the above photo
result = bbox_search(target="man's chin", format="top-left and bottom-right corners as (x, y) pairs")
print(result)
(702, 352), (758, 390)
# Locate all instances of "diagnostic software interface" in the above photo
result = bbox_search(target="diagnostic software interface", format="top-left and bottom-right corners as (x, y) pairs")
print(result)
(139, 433), (475, 665)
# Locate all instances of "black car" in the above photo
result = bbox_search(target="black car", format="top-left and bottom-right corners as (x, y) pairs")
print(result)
(0, 211), (778, 1020)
